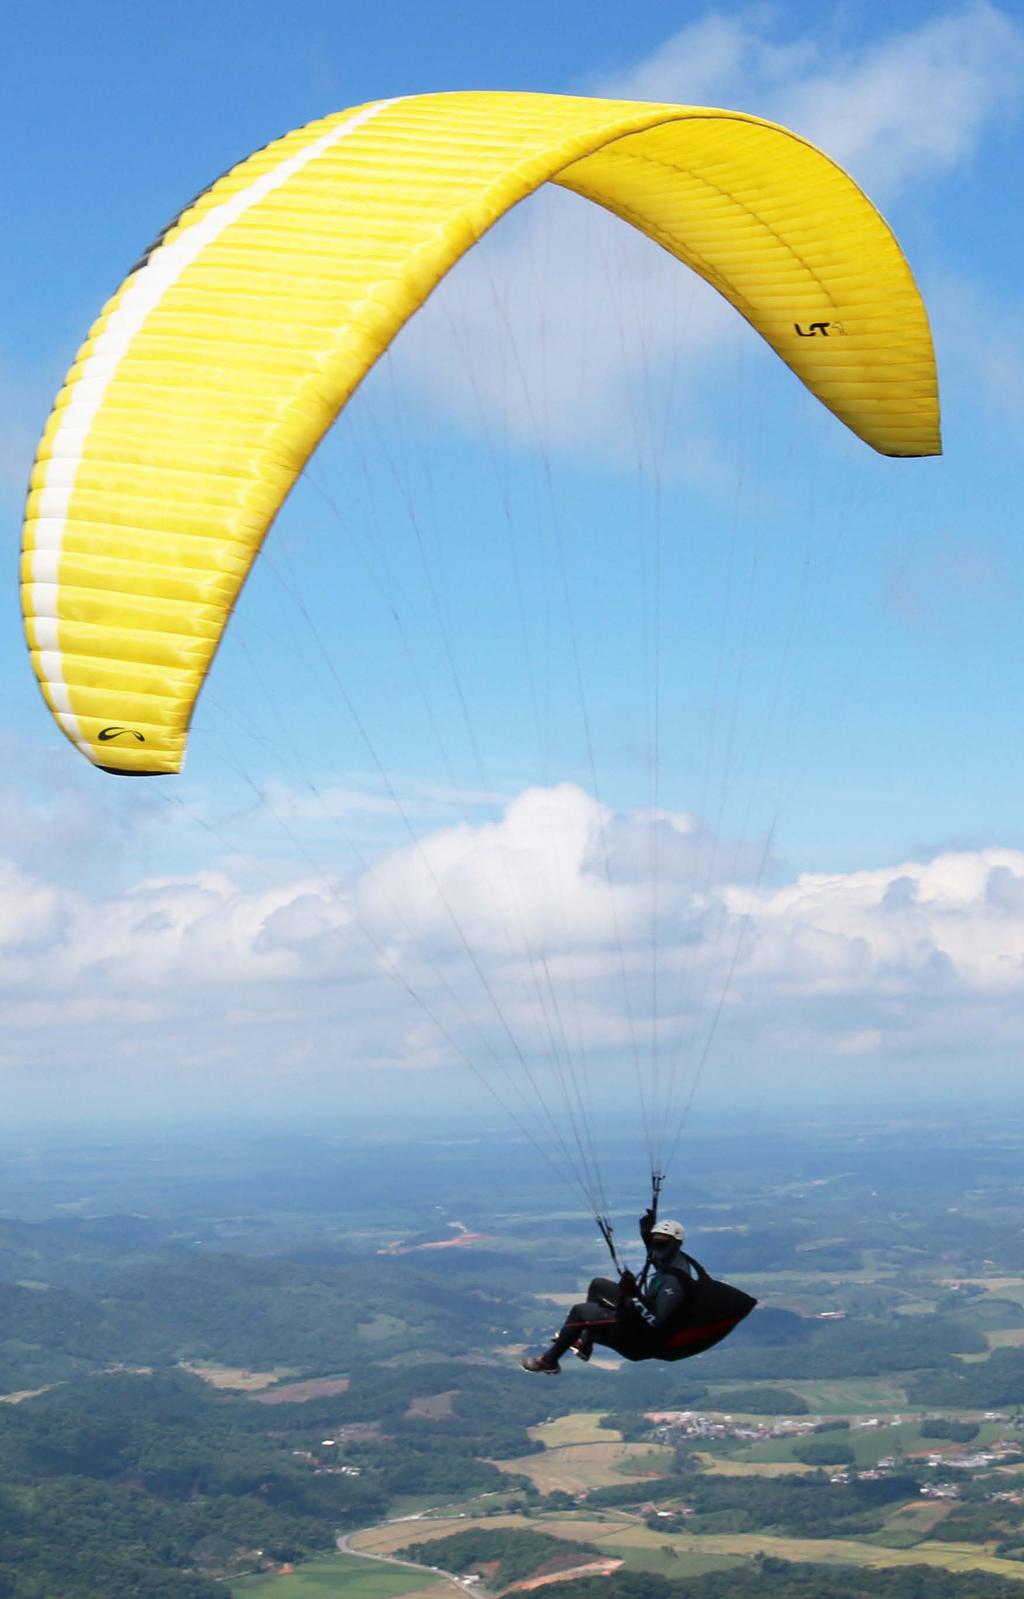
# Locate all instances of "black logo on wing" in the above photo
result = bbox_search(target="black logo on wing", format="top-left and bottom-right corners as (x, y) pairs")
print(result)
(97, 726), (146, 743)
(794, 321), (847, 337)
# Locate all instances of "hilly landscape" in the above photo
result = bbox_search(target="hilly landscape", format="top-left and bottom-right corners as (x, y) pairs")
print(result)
(4, 1115), (1024, 1596)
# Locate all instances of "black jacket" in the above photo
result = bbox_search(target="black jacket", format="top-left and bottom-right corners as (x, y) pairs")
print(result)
(634, 1213), (692, 1331)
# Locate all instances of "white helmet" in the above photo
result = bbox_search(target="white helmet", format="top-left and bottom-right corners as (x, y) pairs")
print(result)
(650, 1218), (685, 1245)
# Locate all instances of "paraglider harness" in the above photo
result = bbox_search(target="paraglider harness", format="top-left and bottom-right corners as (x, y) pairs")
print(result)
(592, 1173), (757, 1362)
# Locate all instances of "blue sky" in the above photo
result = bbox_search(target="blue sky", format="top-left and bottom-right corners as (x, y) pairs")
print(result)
(4, 2), (1024, 1148)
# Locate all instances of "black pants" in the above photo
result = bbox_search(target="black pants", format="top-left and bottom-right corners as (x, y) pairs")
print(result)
(547, 1277), (650, 1361)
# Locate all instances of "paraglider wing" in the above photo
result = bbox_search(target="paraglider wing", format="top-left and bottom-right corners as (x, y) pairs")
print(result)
(21, 90), (940, 775)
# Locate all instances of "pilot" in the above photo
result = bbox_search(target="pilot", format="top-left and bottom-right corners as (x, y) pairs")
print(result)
(521, 1212), (692, 1373)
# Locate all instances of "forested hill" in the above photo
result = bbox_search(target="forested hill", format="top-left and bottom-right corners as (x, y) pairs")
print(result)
(0, 1358), (563, 1596)
(0, 1237), (536, 1394)
(0, 1222), (996, 1404)
(548, 1564), (1024, 1599)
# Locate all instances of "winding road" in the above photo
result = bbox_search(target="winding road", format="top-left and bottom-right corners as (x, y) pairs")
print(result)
(336, 1525), (484, 1597)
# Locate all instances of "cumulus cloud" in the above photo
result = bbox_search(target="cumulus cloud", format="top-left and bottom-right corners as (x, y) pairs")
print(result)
(740, 847), (1024, 995)
(5, 780), (1024, 1116)
(384, 4), (1022, 462)
(600, 3), (1024, 198)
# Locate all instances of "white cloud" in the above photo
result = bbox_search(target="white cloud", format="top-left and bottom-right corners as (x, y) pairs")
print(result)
(740, 847), (1024, 996)
(592, 12), (816, 107)
(833, 1028), (884, 1057)
(601, 3), (1024, 198)
(261, 773), (503, 830)
(6, 780), (1024, 1115)
(0, 861), (62, 954)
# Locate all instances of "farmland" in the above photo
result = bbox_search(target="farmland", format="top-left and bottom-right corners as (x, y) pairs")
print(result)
(7, 1117), (1024, 1596)
(236, 1552), (451, 1596)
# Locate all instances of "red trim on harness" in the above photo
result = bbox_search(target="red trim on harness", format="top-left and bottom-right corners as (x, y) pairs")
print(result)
(665, 1316), (742, 1349)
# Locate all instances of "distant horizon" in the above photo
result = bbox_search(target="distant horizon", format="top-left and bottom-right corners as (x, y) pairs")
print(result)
(6, 1091), (1024, 1140)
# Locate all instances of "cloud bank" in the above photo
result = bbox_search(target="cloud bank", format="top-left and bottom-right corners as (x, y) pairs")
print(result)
(4, 780), (1024, 1118)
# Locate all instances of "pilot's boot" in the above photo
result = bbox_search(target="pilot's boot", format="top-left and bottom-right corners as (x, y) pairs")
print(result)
(520, 1352), (560, 1374)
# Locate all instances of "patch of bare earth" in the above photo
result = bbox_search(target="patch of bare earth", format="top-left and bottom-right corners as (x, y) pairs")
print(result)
(250, 1374), (352, 1405)
(379, 1232), (492, 1255)
(180, 1363), (284, 1391)
(406, 1390), (457, 1420)
(0, 1387), (53, 1404)
(511, 1559), (623, 1590)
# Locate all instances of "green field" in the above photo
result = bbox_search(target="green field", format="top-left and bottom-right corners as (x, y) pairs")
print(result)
(780, 1378), (909, 1413)
(694, 1452), (815, 1477)
(731, 1418), (1008, 1469)
(235, 1552), (446, 1596)
(495, 1439), (673, 1494)
(989, 1328), (1024, 1349)
(351, 1506), (1024, 1587)
(600, 1521), (1024, 1582)
(530, 1412), (620, 1447)
(388, 1494), (464, 1517)
(599, 1541), (743, 1579)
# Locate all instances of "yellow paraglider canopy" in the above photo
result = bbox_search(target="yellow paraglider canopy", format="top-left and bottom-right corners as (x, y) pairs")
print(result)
(21, 90), (940, 775)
